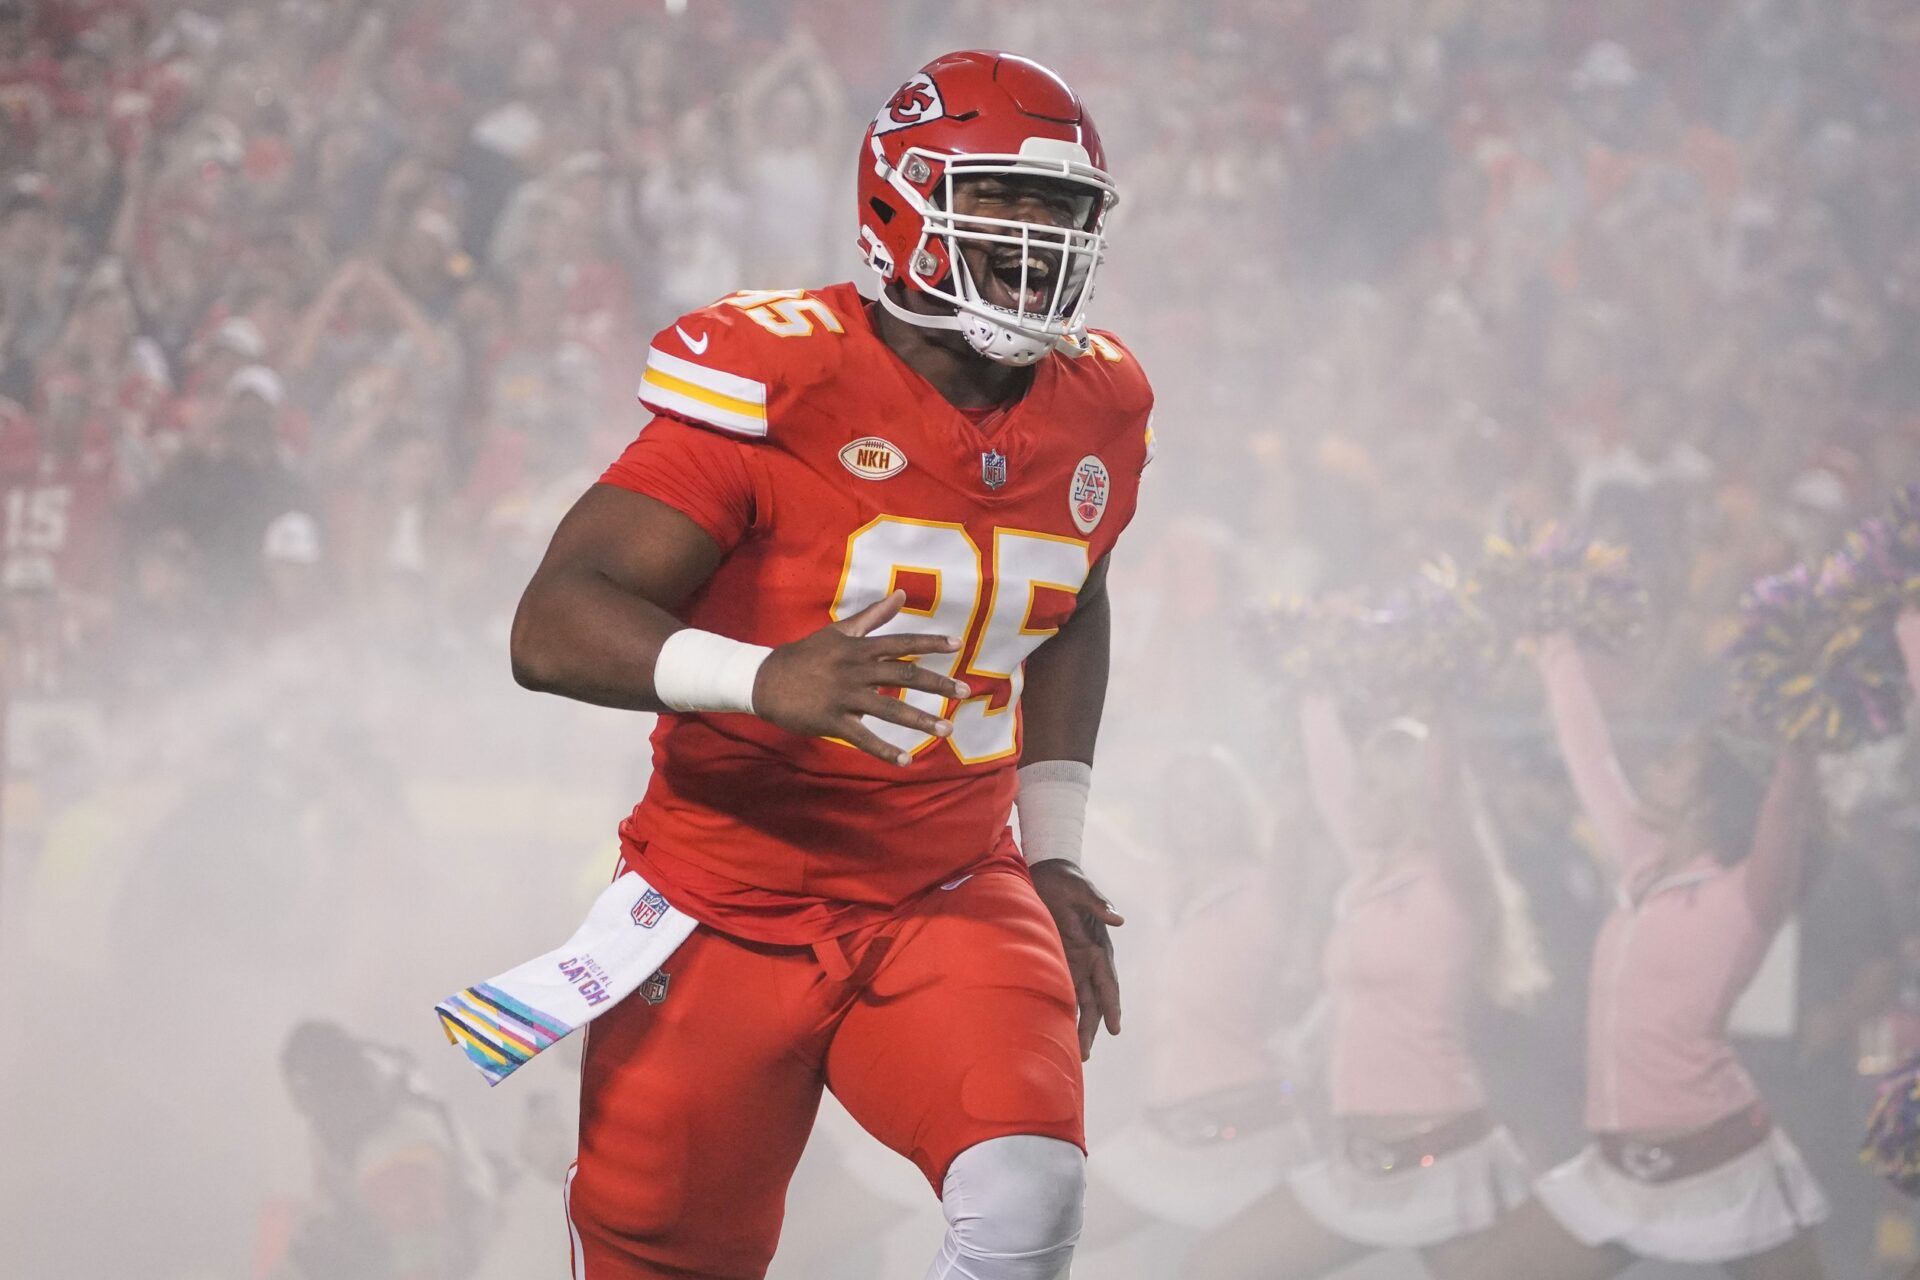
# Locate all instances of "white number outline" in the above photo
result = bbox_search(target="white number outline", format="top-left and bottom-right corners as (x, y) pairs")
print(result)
(949, 528), (1090, 765)
(4, 486), (72, 551)
(725, 289), (846, 338)
(831, 517), (1091, 764)
(830, 516), (978, 759)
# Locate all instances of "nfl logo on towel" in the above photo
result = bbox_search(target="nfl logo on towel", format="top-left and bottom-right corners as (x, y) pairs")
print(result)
(631, 888), (670, 929)
(981, 449), (1008, 490)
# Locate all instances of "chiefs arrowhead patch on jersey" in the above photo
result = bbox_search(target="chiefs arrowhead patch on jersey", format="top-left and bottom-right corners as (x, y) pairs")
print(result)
(839, 436), (908, 480)
(1069, 455), (1110, 533)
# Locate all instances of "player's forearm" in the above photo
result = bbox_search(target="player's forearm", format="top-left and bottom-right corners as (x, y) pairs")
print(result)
(1020, 571), (1110, 766)
(510, 566), (690, 712)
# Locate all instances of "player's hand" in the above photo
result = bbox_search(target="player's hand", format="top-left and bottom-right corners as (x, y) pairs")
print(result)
(753, 590), (970, 766)
(1029, 859), (1123, 1060)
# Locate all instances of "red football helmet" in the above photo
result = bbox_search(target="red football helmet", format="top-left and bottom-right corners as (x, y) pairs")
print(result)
(857, 50), (1116, 366)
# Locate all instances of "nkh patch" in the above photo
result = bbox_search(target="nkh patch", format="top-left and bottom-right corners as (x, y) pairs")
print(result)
(1069, 455), (1110, 533)
(631, 888), (670, 929)
(840, 436), (908, 480)
(981, 449), (1009, 490)
(639, 969), (671, 1006)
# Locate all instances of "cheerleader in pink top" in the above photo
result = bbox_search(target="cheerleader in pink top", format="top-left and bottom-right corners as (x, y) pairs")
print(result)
(1472, 633), (1829, 1280)
(1091, 747), (1313, 1240)
(1869, 607), (1920, 1280)
(1186, 694), (1546, 1280)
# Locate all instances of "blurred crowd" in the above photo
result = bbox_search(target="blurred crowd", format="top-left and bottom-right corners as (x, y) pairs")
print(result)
(6, 0), (1920, 1277)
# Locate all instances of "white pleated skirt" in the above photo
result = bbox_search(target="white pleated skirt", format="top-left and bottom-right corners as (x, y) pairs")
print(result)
(1288, 1125), (1532, 1249)
(1533, 1128), (1830, 1264)
(1096, 1116), (1316, 1231)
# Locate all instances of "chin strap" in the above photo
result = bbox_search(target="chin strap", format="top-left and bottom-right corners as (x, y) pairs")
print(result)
(875, 280), (1073, 367)
(875, 281), (967, 332)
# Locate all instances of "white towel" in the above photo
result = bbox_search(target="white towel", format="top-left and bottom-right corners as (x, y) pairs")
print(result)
(434, 870), (698, 1085)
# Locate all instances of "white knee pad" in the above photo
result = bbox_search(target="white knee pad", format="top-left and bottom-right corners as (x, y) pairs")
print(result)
(924, 1135), (1087, 1280)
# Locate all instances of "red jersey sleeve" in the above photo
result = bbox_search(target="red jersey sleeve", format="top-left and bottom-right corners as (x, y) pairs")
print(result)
(599, 417), (759, 552)
(1071, 328), (1155, 547)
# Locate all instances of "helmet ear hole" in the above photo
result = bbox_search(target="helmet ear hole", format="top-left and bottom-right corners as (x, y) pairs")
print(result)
(867, 197), (895, 225)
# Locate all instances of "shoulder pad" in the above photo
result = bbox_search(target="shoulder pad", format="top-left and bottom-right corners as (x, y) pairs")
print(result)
(1061, 329), (1155, 472)
(637, 289), (852, 439)
(1070, 329), (1154, 417)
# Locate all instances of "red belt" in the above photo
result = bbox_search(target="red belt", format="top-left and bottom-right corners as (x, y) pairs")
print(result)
(1340, 1110), (1492, 1178)
(1598, 1104), (1771, 1184)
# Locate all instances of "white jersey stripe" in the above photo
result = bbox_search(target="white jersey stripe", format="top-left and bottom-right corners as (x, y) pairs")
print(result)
(565, 1161), (587, 1279)
(645, 345), (768, 406)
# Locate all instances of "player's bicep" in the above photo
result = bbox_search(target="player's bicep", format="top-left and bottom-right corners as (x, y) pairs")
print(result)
(1078, 554), (1112, 607)
(531, 483), (724, 614)
(601, 414), (760, 551)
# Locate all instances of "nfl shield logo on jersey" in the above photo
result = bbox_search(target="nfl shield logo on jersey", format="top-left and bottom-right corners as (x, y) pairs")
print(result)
(981, 449), (1008, 490)
(631, 888), (670, 929)
(639, 969), (671, 1006)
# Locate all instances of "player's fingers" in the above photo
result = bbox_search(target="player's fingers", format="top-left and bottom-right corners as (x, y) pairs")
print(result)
(1087, 925), (1122, 1036)
(852, 692), (952, 739)
(873, 659), (970, 701)
(1051, 912), (1101, 1057)
(1073, 965), (1101, 1058)
(1072, 882), (1125, 928)
(1056, 878), (1125, 928)
(860, 631), (963, 659)
(833, 590), (906, 638)
(836, 718), (914, 768)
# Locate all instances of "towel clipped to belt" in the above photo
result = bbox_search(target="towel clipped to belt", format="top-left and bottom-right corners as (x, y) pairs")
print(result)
(434, 870), (697, 1085)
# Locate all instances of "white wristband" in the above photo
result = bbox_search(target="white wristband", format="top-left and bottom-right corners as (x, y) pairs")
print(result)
(652, 628), (772, 715)
(1014, 759), (1092, 866)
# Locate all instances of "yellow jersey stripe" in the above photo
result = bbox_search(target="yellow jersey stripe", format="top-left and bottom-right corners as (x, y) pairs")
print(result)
(641, 367), (769, 421)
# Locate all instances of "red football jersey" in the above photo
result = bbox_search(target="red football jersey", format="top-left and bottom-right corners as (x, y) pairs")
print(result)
(0, 411), (120, 600)
(599, 283), (1154, 943)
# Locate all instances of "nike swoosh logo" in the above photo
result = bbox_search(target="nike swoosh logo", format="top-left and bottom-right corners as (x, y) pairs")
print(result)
(675, 325), (709, 355)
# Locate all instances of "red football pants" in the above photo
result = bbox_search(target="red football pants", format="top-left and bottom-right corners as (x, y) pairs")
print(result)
(565, 861), (1086, 1279)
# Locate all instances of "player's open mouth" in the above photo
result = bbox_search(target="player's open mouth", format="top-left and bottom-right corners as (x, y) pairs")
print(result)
(981, 252), (1056, 315)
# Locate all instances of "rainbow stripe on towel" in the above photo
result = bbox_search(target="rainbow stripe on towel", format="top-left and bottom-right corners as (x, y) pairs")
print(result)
(435, 982), (571, 1086)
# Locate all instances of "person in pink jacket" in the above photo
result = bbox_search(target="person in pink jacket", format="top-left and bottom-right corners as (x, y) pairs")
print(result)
(1186, 693), (1546, 1279)
(1472, 632), (1829, 1279)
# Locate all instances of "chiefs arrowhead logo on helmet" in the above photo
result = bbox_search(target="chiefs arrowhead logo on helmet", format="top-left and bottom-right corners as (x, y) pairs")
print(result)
(875, 73), (944, 134)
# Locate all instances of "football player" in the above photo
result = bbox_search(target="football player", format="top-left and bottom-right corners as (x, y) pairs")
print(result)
(509, 50), (1154, 1279)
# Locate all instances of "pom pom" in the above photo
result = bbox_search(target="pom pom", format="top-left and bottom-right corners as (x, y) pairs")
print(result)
(1878, 484), (1920, 607)
(1243, 563), (1501, 713)
(1360, 561), (1506, 706)
(1471, 518), (1648, 651)
(1824, 485), (1920, 609)
(1241, 595), (1358, 691)
(1726, 560), (1908, 749)
(1864, 1054), (1920, 1197)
